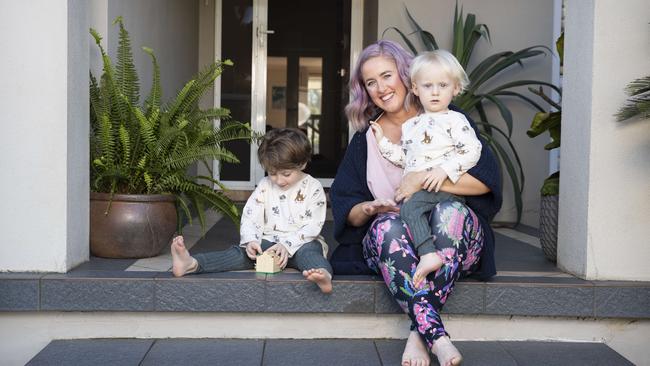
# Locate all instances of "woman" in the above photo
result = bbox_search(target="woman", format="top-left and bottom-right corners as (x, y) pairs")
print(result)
(330, 40), (502, 366)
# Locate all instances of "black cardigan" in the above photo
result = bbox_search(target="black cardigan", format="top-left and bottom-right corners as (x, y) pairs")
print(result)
(330, 105), (502, 280)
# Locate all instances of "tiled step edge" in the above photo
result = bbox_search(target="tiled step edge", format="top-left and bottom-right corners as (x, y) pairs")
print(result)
(1, 271), (649, 318)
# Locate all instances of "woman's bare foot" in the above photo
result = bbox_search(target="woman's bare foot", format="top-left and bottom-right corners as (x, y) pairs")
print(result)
(413, 252), (443, 288)
(302, 268), (333, 294)
(431, 336), (463, 366)
(171, 236), (198, 277)
(402, 331), (430, 366)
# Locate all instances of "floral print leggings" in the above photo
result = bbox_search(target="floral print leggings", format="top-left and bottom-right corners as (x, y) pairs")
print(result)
(362, 200), (484, 349)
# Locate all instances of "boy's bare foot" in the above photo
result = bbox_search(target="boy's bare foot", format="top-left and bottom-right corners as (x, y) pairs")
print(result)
(171, 236), (198, 277)
(431, 336), (463, 366)
(413, 252), (443, 288)
(302, 268), (333, 294)
(402, 331), (430, 366)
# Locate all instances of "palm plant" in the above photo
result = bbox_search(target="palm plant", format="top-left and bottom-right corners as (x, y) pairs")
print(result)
(386, 3), (560, 223)
(527, 32), (563, 197)
(526, 87), (561, 196)
(616, 75), (650, 122)
(89, 17), (255, 231)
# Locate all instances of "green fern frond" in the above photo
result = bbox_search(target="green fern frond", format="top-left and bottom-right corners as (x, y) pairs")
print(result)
(154, 120), (186, 156)
(114, 16), (140, 108)
(163, 80), (195, 126)
(143, 172), (153, 192)
(142, 46), (162, 118)
(191, 184), (240, 225)
(166, 147), (240, 170)
(210, 121), (257, 143)
(164, 61), (230, 124)
(98, 114), (116, 165)
(130, 104), (156, 150)
(195, 175), (227, 190)
(89, 72), (104, 122)
(118, 124), (131, 164)
(196, 107), (231, 122)
(175, 195), (193, 232)
(190, 195), (207, 236)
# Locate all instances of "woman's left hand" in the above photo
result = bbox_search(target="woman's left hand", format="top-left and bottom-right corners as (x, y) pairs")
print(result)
(395, 171), (427, 202)
(267, 244), (289, 269)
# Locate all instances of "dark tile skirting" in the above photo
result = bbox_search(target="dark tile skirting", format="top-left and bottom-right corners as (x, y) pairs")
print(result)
(1, 271), (649, 318)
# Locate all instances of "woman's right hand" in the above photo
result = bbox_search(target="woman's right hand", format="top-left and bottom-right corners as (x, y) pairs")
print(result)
(361, 198), (400, 216)
(347, 198), (400, 227)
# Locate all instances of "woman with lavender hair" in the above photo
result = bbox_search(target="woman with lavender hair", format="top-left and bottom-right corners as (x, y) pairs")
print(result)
(329, 40), (502, 366)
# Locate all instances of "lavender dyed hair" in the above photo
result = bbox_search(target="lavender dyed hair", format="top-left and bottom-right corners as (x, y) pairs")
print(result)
(345, 40), (415, 131)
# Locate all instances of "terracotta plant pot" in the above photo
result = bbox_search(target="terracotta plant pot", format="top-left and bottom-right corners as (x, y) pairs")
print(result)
(90, 192), (177, 258)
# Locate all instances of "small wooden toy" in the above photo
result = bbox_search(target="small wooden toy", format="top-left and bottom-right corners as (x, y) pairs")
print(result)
(255, 251), (282, 274)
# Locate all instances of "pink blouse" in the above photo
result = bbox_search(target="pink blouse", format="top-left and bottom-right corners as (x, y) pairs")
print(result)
(366, 127), (403, 200)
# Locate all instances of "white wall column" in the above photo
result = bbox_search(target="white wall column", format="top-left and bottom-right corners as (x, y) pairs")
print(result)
(559, 0), (650, 280)
(0, 0), (89, 272)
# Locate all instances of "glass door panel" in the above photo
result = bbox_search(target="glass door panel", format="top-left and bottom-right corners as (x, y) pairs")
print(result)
(216, 0), (353, 187)
(300, 57), (322, 155)
(265, 56), (323, 155)
(265, 56), (287, 131)
(266, 0), (351, 180)
(219, 0), (253, 182)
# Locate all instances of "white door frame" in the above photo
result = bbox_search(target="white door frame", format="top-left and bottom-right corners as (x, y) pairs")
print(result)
(213, 0), (364, 189)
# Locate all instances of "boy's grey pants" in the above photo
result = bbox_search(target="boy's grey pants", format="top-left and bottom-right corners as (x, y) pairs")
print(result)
(194, 239), (332, 274)
(400, 190), (464, 256)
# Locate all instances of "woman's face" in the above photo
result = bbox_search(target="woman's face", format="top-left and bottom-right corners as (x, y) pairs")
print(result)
(360, 56), (408, 114)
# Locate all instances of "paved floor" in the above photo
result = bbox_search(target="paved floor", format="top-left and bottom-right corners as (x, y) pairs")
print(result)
(76, 210), (569, 281)
(27, 338), (633, 366)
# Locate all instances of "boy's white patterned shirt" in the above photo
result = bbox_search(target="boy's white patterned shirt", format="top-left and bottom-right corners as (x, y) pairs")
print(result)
(377, 110), (482, 183)
(239, 174), (327, 257)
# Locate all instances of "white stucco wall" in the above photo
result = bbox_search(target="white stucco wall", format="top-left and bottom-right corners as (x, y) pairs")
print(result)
(559, 0), (650, 280)
(377, 0), (556, 227)
(0, 0), (88, 272)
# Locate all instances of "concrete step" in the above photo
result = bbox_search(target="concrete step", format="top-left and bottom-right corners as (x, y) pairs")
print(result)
(26, 338), (634, 366)
(2, 270), (649, 319)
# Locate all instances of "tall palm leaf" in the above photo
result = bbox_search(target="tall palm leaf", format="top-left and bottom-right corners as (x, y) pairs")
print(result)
(616, 75), (650, 122)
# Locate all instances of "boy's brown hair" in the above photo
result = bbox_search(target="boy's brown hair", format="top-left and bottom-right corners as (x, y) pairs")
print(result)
(257, 128), (311, 172)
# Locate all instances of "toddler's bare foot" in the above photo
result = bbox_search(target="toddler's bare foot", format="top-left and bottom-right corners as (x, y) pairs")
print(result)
(401, 330), (430, 366)
(302, 268), (333, 294)
(431, 336), (462, 366)
(171, 236), (197, 277)
(413, 252), (443, 288)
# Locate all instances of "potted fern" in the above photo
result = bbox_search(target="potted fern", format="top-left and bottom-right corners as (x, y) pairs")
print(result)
(89, 17), (253, 258)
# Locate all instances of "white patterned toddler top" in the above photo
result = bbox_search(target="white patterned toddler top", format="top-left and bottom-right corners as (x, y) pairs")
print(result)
(377, 110), (482, 183)
(239, 174), (327, 257)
